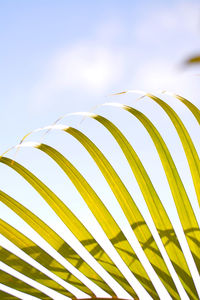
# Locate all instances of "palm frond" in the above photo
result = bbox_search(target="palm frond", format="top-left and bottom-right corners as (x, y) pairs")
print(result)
(0, 94), (200, 300)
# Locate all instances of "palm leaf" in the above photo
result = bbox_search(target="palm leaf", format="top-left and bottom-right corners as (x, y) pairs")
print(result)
(69, 112), (198, 299)
(0, 290), (21, 300)
(104, 102), (200, 268)
(0, 189), (121, 297)
(29, 125), (184, 299)
(0, 246), (72, 297)
(0, 169), (137, 299)
(1, 94), (200, 299)
(0, 269), (52, 299)
(164, 92), (200, 126)
(0, 218), (90, 297)
(143, 93), (200, 208)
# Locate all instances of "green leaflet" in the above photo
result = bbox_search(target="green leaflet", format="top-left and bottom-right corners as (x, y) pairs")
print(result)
(0, 153), (157, 298)
(0, 190), (115, 297)
(76, 112), (198, 299)
(0, 269), (52, 299)
(0, 290), (20, 300)
(0, 163), (137, 299)
(0, 245), (71, 297)
(0, 219), (90, 296)
(1, 93), (200, 299)
(61, 126), (183, 300)
(145, 94), (200, 208)
(168, 93), (200, 126)
(184, 55), (200, 65)
(30, 142), (163, 299)
(107, 103), (200, 273)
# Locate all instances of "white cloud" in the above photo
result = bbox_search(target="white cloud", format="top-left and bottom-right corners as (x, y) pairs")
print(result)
(51, 44), (122, 91)
(30, 42), (125, 110)
(128, 1), (200, 100)
(29, 1), (200, 112)
(135, 60), (177, 90)
(134, 2), (200, 42)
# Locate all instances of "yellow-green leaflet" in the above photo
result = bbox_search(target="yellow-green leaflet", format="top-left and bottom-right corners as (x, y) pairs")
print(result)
(0, 290), (20, 300)
(2, 147), (159, 299)
(145, 94), (200, 208)
(0, 160), (136, 299)
(34, 143), (162, 298)
(77, 112), (198, 299)
(184, 55), (200, 65)
(170, 94), (200, 126)
(0, 269), (52, 299)
(0, 246), (71, 297)
(1, 93), (200, 299)
(0, 189), (114, 297)
(0, 218), (89, 297)
(60, 126), (183, 299)
(109, 104), (200, 272)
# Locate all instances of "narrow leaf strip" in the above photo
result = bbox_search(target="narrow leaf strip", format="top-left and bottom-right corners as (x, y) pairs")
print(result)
(0, 190), (113, 297)
(0, 219), (88, 297)
(163, 92), (200, 126)
(21, 141), (168, 299)
(0, 290), (21, 300)
(0, 246), (72, 297)
(0, 162), (137, 299)
(63, 126), (182, 300)
(0, 219), (90, 298)
(1, 148), (157, 299)
(17, 123), (198, 299)
(104, 103), (200, 274)
(0, 269), (52, 299)
(144, 93), (200, 208)
(72, 112), (198, 300)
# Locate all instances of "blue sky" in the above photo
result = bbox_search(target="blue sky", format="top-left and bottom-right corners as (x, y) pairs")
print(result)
(0, 1), (200, 299)
(0, 0), (200, 151)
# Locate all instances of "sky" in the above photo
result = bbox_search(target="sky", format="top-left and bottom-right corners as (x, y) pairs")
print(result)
(0, 1), (200, 299)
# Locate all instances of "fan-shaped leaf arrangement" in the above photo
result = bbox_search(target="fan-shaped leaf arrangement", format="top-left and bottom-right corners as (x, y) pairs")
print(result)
(0, 93), (200, 300)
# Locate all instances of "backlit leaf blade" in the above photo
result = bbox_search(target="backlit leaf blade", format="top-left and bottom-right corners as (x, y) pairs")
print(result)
(0, 190), (113, 297)
(144, 93), (200, 208)
(12, 142), (160, 299)
(0, 269), (52, 299)
(75, 112), (198, 299)
(32, 142), (162, 298)
(0, 290), (21, 300)
(1, 92), (200, 299)
(0, 161), (137, 299)
(1, 147), (159, 299)
(60, 126), (182, 300)
(106, 103), (200, 273)
(184, 55), (200, 65)
(167, 93), (200, 126)
(23, 139), (180, 297)
(0, 219), (91, 297)
(0, 246), (72, 297)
